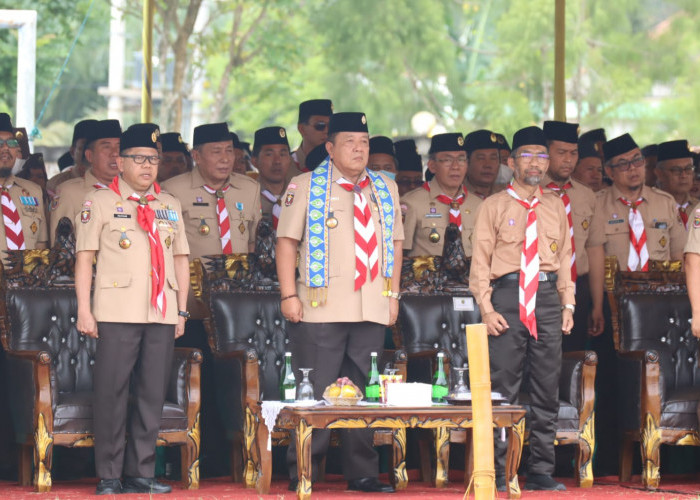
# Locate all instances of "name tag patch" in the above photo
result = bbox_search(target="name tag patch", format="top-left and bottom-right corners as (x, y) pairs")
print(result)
(608, 219), (625, 224)
(114, 213), (131, 219)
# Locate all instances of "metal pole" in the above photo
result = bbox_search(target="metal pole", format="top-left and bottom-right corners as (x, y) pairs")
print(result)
(0, 10), (36, 135)
(554, 0), (566, 121)
(107, 0), (126, 122)
(141, 0), (154, 123)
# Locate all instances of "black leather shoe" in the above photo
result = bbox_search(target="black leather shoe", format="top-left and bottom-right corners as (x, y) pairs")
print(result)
(524, 473), (566, 491)
(348, 477), (395, 493)
(495, 475), (507, 492)
(122, 477), (172, 494)
(95, 479), (122, 495)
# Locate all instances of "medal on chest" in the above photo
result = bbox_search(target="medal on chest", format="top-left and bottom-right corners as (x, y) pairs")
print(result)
(119, 228), (131, 249)
(199, 216), (210, 235)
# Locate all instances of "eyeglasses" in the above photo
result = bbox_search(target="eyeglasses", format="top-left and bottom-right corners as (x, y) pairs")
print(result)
(435, 157), (468, 166)
(121, 154), (160, 165)
(610, 155), (644, 172)
(0, 139), (19, 148)
(312, 122), (328, 132)
(665, 165), (694, 176)
(515, 152), (549, 162)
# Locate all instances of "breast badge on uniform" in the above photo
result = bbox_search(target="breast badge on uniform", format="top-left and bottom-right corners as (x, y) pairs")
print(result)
(550, 241), (558, 253)
(429, 228), (440, 243)
(582, 219), (589, 230)
(326, 212), (338, 229)
(165, 235), (172, 249)
(198, 217), (210, 235)
(30, 221), (38, 234)
(659, 236), (667, 248)
(119, 229), (131, 249)
(285, 192), (295, 206)
(695, 214), (700, 228)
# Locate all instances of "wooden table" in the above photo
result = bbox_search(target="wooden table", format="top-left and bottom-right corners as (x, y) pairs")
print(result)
(253, 404), (526, 499)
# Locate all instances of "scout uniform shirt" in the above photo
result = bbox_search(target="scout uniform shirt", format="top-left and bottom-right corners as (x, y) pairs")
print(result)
(401, 178), (481, 257)
(0, 176), (48, 259)
(259, 181), (284, 221)
(46, 166), (81, 198)
(469, 186), (576, 313)
(276, 169), (404, 326)
(75, 176), (189, 324)
(542, 175), (596, 276)
(683, 202), (700, 254)
(675, 194), (699, 232)
(49, 169), (107, 245)
(161, 167), (262, 259)
(587, 184), (686, 267)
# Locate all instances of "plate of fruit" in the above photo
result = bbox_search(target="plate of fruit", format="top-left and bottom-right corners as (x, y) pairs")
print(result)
(323, 377), (363, 406)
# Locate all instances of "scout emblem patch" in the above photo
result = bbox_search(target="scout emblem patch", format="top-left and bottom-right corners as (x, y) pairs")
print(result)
(550, 241), (558, 253)
(30, 221), (37, 234)
(582, 219), (589, 230)
(165, 235), (172, 249)
(285, 192), (295, 206)
(80, 209), (91, 223)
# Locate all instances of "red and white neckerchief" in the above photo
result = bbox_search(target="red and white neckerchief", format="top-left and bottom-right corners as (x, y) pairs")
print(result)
(546, 182), (577, 282)
(261, 189), (282, 229)
(677, 202), (690, 230)
(618, 196), (648, 271)
(507, 183), (541, 339)
(1, 183), (25, 250)
(422, 182), (466, 231)
(93, 182), (107, 189)
(336, 176), (378, 290)
(108, 176), (166, 317)
(202, 184), (232, 254)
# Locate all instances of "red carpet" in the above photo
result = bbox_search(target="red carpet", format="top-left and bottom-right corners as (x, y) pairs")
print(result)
(2, 472), (699, 498)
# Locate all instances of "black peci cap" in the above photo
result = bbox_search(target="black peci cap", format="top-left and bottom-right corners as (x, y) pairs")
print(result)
(58, 151), (74, 171)
(0, 112), (13, 132)
(512, 126), (547, 150)
(193, 122), (230, 147)
(71, 119), (99, 145)
(495, 133), (511, 151)
(579, 128), (607, 144)
(543, 120), (579, 144)
(253, 126), (289, 155)
(239, 141), (251, 156)
(428, 133), (464, 155)
(464, 130), (499, 154)
(394, 139), (418, 158)
(657, 140), (692, 162)
(160, 132), (188, 154)
(328, 112), (368, 135)
(641, 144), (658, 157)
(577, 139), (600, 160)
(120, 123), (160, 152)
(603, 133), (639, 162)
(86, 119), (122, 146)
(230, 132), (241, 149)
(298, 99), (333, 123)
(369, 136), (395, 157)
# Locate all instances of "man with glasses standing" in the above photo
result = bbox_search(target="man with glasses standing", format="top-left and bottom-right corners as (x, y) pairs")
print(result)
(402, 133), (481, 257)
(0, 113), (48, 262)
(655, 140), (697, 233)
(290, 99), (333, 175)
(470, 126), (574, 492)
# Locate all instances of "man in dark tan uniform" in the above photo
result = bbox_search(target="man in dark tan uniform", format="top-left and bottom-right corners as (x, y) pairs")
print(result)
(277, 112), (402, 494)
(251, 126), (291, 229)
(464, 129), (501, 199)
(573, 139), (604, 192)
(394, 139), (424, 198)
(46, 119), (98, 197)
(402, 132), (481, 257)
(0, 113), (48, 260)
(542, 121), (598, 349)
(470, 126), (574, 492)
(75, 125), (190, 495)
(157, 132), (189, 183)
(655, 140), (697, 233)
(290, 99), (333, 175)
(49, 119), (122, 244)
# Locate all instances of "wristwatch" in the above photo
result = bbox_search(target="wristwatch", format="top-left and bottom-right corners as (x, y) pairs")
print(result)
(562, 304), (575, 314)
(178, 310), (191, 320)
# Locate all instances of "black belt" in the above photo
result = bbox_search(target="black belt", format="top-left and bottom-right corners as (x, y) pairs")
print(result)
(491, 271), (557, 287)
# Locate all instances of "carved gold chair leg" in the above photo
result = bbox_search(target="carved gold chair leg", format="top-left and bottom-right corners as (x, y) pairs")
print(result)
(434, 427), (450, 487)
(640, 414), (661, 490)
(392, 428), (408, 490)
(182, 413), (201, 489)
(576, 412), (595, 488)
(18, 444), (32, 486)
(33, 413), (53, 493)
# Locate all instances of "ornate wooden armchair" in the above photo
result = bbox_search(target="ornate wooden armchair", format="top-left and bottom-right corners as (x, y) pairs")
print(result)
(397, 226), (597, 488)
(0, 218), (202, 492)
(197, 219), (408, 489)
(605, 256), (698, 489)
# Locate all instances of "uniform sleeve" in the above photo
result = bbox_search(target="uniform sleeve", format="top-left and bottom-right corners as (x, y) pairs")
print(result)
(249, 183), (263, 247)
(390, 181), (404, 242)
(48, 185), (72, 245)
(555, 201), (576, 306)
(668, 198), (687, 259)
(586, 195), (606, 248)
(402, 195), (417, 251)
(75, 194), (103, 252)
(171, 198), (190, 256)
(469, 201), (497, 314)
(276, 176), (307, 241)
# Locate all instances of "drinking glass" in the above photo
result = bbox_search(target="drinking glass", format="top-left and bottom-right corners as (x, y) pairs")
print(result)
(452, 367), (469, 399)
(297, 368), (315, 401)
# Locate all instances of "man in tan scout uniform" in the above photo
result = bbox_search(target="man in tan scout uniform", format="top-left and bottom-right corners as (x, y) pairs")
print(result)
(162, 122), (261, 260)
(541, 121), (598, 349)
(587, 133), (686, 331)
(277, 112), (402, 494)
(684, 203), (700, 339)
(46, 119), (98, 197)
(251, 126), (291, 229)
(49, 119), (122, 244)
(470, 126), (574, 492)
(75, 124), (189, 495)
(402, 132), (481, 257)
(655, 139), (698, 233)
(463, 129), (501, 199)
(0, 113), (48, 260)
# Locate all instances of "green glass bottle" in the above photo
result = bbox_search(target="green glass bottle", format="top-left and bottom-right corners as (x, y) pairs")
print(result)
(432, 352), (449, 403)
(280, 352), (296, 402)
(365, 352), (381, 402)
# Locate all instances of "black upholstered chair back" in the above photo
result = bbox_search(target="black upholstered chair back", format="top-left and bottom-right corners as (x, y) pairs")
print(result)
(4, 287), (95, 401)
(208, 290), (288, 400)
(398, 293), (481, 380)
(618, 292), (700, 394)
